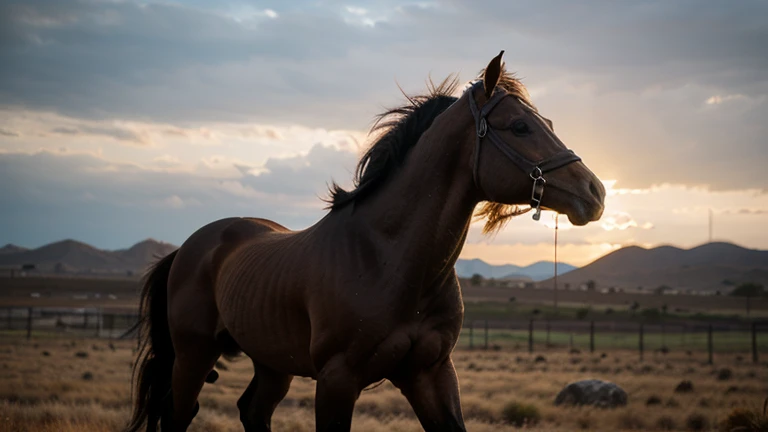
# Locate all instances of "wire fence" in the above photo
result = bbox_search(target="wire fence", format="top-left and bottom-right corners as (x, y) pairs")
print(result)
(459, 318), (767, 363)
(1, 306), (139, 340)
(2, 307), (766, 364)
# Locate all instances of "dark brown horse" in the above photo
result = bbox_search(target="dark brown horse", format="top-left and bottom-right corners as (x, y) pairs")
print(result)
(125, 51), (605, 432)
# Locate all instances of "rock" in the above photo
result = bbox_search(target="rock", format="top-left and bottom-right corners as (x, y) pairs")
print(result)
(554, 379), (627, 408)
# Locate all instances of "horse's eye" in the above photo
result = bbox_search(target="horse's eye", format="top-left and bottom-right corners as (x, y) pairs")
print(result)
(512, 120), (531, 136)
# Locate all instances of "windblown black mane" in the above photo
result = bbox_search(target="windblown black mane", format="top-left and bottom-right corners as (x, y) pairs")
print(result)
(327, 76), (461, 209)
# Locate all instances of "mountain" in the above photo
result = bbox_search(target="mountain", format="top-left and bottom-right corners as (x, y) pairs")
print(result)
(538, 242), (768, 293)
(114, 239), (178, 271)
(0, 244), (28, 255)
(455, 258), (577, 281)
(0, 239), (178, 275)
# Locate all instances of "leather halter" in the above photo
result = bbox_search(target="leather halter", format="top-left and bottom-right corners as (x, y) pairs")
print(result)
(467, 81), (582, 220)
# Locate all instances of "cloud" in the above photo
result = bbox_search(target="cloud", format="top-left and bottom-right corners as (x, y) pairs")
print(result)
(0, 128), (19, 137)
(600, 211), (652, 231)
(51, 124), (152, 146)
(1, 1), (766, 191)
(0, 147), (355, 248)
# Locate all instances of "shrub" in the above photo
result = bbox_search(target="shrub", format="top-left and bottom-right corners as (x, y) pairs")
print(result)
(81, 371), (94, 381)
(686, 413), (709, 432)
(41, 351), (50, 357)
(656, 416), (677, 431)
(618, 412), (646, 430)
(646, 395), (662, 406)
(534, 355), (546, 363)
(719, 406), (768, 432)
(717, 368), (733, 380)
(501, 401), (541, 427)
(74, 351), (88, 358)
(675, 380), (694, 393)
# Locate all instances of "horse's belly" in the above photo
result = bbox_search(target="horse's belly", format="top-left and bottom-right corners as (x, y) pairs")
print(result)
(216, 285), (316, 377)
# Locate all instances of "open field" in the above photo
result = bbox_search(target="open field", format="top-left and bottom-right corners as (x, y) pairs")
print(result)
(3, 276), (768, 318)
(1, 337), (767, 432)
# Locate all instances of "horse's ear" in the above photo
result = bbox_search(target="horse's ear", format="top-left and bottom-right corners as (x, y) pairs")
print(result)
(483, 50), (505, 99)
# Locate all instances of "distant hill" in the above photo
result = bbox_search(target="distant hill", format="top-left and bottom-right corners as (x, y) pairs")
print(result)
(455, 258), (577, 281)
(0, 244), (28, 255)
(0, 239), (178, 275)
(538, 242), (768, 293)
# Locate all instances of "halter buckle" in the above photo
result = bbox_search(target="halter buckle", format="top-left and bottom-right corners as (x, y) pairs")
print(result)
(478, 118), (487, 138)
(530, 167), (546, 221)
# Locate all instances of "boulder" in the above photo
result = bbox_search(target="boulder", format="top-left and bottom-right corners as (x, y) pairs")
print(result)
(554, 379), (627, 408)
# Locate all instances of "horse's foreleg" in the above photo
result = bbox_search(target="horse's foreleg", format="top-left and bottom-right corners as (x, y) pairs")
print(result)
(314, 355), (360, 432)
(237, 362), (293, 432)
(391, 358), (466, 432)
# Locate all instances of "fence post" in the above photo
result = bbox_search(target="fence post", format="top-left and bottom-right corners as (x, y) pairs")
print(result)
(528, 319), (534, 354)
(590, 321), (595, 354)
(108, 314), (115, 341)
(707, 324), (713, 365)
(96, 307), (103, 337)
(639, 323), (644, 362)
(469, 322), (474, 350)
(26, 307), (33, 340)
(752, 322), (758, 364)
(483, 320), (488, 350)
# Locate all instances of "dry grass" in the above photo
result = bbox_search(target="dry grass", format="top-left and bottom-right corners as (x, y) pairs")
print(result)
(0, 337), (766, 431)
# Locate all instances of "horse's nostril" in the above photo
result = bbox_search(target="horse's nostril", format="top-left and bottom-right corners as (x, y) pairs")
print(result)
(589, 181), (602, 200)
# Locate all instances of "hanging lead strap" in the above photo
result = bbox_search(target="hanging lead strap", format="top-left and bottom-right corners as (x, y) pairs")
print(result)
(530, 167), (546, 221)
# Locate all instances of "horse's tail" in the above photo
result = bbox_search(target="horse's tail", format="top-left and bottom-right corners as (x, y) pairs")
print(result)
(124, 250), (178, 432)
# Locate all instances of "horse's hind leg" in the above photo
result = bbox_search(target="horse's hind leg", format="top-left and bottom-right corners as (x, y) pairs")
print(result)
(238, 362), (293, 432)
(164, 338), (220, 432)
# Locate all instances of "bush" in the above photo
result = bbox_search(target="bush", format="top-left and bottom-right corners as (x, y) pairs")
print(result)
(729, 283), (765, 297)
(719, 406), (768, 432)
(675, 380), (694, 393)
(81, 371), (94, 381)
(74, 351), (88, 358)
(618, 412), (646, 430)
(501, 401), (541, 427)
(575, 308), (590, 320)
(717, 368), (733, 380)
(686, 413), (709, 432)
(646, 395), (662, 406)
(656, 416), (677, 431)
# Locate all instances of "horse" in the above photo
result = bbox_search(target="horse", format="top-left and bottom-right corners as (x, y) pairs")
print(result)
(124, 51), (605, 432)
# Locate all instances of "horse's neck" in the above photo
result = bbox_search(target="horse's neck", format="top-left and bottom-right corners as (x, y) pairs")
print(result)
(352, 107), (478, 285)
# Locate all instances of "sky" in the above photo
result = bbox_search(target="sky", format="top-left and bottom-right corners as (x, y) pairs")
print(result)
(1, 0), (767, 267)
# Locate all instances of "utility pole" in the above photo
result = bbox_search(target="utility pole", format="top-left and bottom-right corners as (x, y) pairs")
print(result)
(709, 208), (713, 243)
(554, 214), (559, 311)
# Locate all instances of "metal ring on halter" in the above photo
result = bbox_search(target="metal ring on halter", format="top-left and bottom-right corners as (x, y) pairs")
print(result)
(530, 166), (543, 181)
(478, 118), (487, 138)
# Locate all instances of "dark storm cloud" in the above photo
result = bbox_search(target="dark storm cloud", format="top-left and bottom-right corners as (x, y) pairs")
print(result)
(0, 0), (767, 190)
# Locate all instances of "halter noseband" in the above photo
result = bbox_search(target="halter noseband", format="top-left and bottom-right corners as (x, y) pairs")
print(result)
(467, 81), (582, 220)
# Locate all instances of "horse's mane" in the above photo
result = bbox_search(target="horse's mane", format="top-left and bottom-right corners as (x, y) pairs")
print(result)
(326, 75), (461, 209)
(327, 66), (538, 235)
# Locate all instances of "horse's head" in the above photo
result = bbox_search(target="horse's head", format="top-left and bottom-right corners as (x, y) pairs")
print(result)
(465, 51), (605, 229)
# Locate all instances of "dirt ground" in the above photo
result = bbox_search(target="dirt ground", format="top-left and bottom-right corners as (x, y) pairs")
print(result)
(1, 337), (766, 432)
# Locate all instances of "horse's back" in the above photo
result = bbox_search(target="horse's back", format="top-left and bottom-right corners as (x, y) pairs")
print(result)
(166, 217), (290, 343)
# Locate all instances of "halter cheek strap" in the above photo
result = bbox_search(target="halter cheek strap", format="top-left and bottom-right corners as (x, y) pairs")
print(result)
(467, 81), (582, 220)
